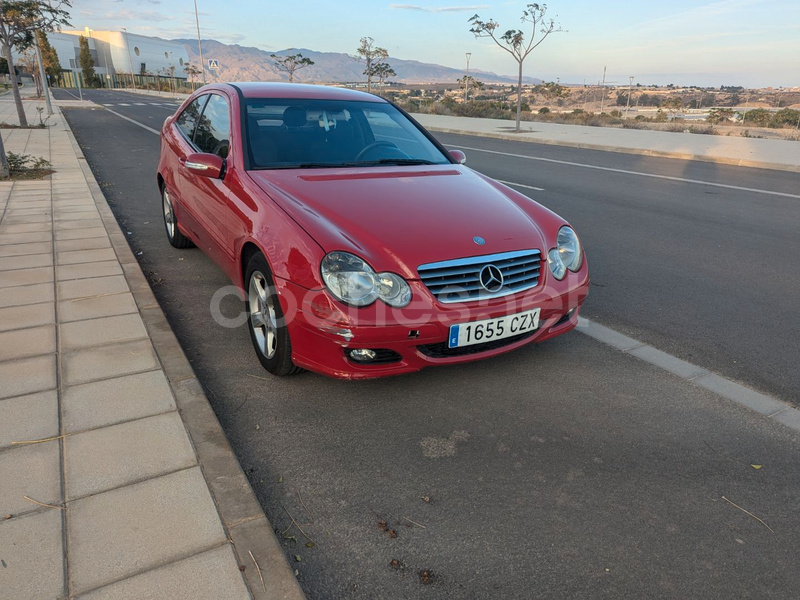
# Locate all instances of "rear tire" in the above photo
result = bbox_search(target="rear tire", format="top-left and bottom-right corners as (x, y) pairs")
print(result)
(245, 252), (300, 376)
(162, 186), (194, 249)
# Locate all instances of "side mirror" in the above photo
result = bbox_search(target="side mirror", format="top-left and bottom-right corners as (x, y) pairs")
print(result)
(449, 149), (467, 165)
(183, 153), (224, 179)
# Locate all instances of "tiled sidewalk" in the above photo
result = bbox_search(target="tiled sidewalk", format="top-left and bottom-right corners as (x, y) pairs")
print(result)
(0, 95), (302, 598)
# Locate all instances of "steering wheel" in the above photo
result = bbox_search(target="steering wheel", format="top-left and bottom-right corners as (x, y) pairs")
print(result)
(354, 140), (401, 161)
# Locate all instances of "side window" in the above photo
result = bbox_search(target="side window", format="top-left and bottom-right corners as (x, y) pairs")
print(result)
(176, 96), (208, 144)
(194, 94), (231, 158)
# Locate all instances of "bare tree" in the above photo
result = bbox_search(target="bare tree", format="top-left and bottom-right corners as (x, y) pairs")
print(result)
(469, 3), (563, 131)
(457, 75), (483, 100)
(184, 62), (201, 87)
(270, 52), (314, 83)
(0, 1), (70, 131)
(16, 48), (41, 96)
(353, 37), (387, 93)
(372, 62), (395, 96)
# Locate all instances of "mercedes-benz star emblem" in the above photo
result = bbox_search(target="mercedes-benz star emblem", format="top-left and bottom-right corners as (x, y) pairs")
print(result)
(479, 264), (504, 293)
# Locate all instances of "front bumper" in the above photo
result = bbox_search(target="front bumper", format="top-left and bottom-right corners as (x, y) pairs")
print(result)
(277, 269), (589, 380)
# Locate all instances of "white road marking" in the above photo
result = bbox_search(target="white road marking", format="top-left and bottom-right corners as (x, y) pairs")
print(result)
(118, 103), (131, 106)
(451, 144), (800, 200)
(134, 102), (146, 105)
(496, 179), (545, 192)
(102, 103), (114, 106)
(103, 107), (161, 135)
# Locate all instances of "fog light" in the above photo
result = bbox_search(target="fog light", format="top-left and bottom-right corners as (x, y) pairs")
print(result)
(349, 348), (377, 362)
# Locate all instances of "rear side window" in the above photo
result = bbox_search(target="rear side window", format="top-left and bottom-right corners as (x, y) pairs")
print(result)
(194, 94), (230, 158)
(176, 95), (208, 143)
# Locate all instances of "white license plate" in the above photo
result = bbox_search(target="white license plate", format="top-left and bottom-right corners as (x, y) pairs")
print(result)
(448, 308), (541, 348)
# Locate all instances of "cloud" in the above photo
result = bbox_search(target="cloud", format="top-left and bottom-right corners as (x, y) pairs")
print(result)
(390, 4), (489, 12)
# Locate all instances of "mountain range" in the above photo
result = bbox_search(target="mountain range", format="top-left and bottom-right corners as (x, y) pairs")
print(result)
(175, 39), (542, 85)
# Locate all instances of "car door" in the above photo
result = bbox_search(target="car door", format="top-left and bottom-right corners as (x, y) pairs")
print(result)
(189, 92), (237, 267)
(170, 94), (209, 241)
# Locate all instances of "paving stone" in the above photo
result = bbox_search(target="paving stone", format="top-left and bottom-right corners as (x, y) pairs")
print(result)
(2, 213), (51, 224)
(62, 339), (159, 386)
(0, 221), (52, 234)
(63, 370), (175, 433)
(0, 253), (53, 272)
(0, 242), (51, 258)
(0, 302), (54, 332)
(66, 412), (196, 498)
(0, 266), (53, 290)
(0, 390), (59, 449)
(55, 236), (111, 252)
(61, 313), (148, 350)
(57, 274), (129, 300)
(0, 354), (56, 400)
(5, 207), (51, 217)
(57, 248), (117, 266)
(0, 509), (65, 600)
(0, 230), (52, 245)
(54, 226), (107, 241)
(54, 211), (100, 222)
(68, 467), (227, 594)
(59, 291), (137, 323)
(54, 219), (104, 231)
(0, 441), (62, 516)
(57, 260), (123, 281)
(75, 544), (250, 600)
(0, 282), (54, 308)
(0, 325), (56, 361)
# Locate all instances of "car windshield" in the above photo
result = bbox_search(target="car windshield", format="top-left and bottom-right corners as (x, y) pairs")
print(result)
(245, 98), (451, 169)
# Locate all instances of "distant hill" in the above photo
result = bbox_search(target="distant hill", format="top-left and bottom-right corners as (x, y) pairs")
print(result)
(174, 39), (542, 85)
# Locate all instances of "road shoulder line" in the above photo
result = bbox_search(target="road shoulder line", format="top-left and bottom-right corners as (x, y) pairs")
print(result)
(578, 317), (800, 432)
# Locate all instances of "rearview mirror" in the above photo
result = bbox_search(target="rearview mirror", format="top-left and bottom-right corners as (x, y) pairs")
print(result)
(183, 153), (224, 179)
(449, 149), (467, 165)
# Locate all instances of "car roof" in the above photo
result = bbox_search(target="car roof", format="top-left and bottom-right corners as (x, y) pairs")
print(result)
(220, 82), (386, 103)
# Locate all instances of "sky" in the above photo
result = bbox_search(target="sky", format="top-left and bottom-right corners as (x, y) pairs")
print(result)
(69, 0), (800, 88)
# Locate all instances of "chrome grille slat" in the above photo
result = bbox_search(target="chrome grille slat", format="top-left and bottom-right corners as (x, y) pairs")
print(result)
(418, 249), (542, 303)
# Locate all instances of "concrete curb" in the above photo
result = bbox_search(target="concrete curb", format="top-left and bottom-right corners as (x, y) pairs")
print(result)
(59, 108), (305, 599)
(423, 126), (800, 174)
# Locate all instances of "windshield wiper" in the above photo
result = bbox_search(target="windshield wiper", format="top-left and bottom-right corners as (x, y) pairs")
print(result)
(375, 158), (437, 165)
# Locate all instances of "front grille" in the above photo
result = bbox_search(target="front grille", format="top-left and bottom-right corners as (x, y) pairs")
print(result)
(417, 249), (541, 303)
(418, 331), (535, 359)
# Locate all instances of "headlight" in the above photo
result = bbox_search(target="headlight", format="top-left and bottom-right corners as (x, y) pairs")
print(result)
(321, 252), (411, 308)
(547, 226), (582, 280)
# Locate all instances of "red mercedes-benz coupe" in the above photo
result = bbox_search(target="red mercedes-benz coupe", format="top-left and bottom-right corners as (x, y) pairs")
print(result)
(157, 83), (589, 379)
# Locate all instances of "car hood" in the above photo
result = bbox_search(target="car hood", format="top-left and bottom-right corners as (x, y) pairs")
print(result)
(248, 165), (547, 279)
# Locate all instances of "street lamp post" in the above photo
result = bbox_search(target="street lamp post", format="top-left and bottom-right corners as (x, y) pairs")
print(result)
(625, 75), (634, 118)
(121, 28), (136, 90)
(194, 0), (207, 85)
(464, 52), (471, 103)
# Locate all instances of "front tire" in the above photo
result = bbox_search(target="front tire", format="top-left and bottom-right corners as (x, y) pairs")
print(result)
(245, 253), (300, 376)
(162, 186), (194, 249)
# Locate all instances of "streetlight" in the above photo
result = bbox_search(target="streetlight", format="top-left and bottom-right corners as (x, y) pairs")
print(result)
(464, 52), (471, 102)
(121, 27), (136, 90)
(193, 0), (207, 85)
(625, 75), (634, 118)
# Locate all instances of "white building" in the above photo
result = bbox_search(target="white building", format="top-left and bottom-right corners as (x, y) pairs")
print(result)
(15, 28), (191, 88)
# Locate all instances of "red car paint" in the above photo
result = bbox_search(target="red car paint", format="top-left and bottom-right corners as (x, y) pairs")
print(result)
(157, 82), (589, 379)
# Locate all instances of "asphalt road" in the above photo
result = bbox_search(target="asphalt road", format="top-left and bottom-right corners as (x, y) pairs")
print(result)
(56, 89), (800, 599)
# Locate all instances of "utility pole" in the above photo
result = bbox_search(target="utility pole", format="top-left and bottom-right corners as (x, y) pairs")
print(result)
(121, 28), (136, 89)
(625, 75), (634, 118)
(599, 66), (607, 113)
(194, 0), (207, 85)
(464, 52), (471, 102)
(33, 32), (53, 115)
